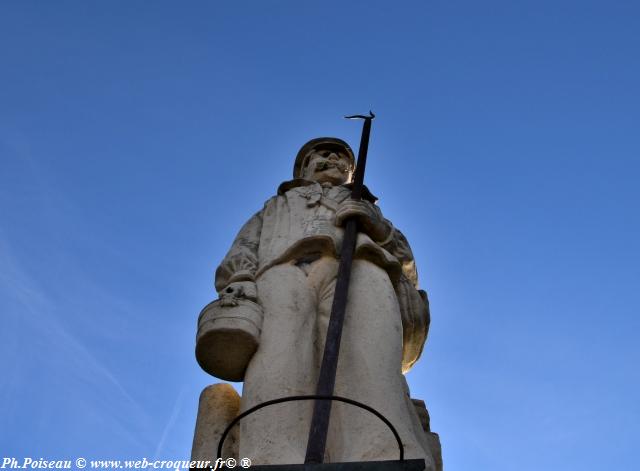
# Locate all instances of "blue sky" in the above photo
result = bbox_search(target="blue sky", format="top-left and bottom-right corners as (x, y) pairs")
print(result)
(1, 1), (639, 469)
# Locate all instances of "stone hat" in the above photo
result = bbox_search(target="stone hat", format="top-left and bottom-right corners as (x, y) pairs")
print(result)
(293, 137), (355, 178)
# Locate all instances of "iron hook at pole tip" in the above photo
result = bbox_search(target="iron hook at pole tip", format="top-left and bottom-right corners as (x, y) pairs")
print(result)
(344, 110), (375, 120)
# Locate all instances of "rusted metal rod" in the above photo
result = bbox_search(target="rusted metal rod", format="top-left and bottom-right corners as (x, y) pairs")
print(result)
(304, 111), (375, 464)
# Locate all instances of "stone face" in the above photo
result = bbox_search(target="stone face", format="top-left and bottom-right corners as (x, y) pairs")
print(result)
(194, 137), (439, 469)
(191, 383), (240, 461)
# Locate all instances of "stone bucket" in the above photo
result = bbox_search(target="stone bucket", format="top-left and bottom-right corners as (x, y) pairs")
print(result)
(195, 298), (263, 381)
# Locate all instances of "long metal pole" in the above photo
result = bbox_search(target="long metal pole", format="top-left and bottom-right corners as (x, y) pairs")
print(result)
(304, 112), (375, 464)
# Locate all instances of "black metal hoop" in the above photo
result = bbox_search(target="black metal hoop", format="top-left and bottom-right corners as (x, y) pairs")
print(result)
(216, 394), (404, 462)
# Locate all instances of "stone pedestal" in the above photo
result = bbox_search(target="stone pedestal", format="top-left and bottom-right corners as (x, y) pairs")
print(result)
(191, 384), (240, 461)
(241, 459), (427, 471)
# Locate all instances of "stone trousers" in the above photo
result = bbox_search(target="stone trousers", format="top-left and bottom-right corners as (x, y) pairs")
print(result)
(239, 256), (434, 468)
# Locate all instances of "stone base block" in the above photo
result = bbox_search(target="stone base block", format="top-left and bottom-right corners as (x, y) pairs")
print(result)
(205, 459), (426, 471)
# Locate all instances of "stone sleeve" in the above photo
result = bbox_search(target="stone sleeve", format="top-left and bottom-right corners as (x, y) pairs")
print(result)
(214, 210), (263, 293)
(381, 226), (431, 373)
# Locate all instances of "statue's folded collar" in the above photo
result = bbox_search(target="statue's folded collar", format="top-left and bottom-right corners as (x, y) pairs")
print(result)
(277, 178), (378, 203)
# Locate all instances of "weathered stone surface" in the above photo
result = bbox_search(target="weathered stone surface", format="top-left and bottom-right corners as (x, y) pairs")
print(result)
(246, 459), (427, 471)
(191, 383), (240, 461)
(196, 294), (263, 381)
(410, 400), (442, 471)
(194, 137), (439, 469)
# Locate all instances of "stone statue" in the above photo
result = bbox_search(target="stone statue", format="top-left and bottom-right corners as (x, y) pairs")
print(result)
(193, 137), (441, 469)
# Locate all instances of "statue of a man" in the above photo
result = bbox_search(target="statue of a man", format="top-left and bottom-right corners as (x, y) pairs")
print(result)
(210, 137), (437, 467)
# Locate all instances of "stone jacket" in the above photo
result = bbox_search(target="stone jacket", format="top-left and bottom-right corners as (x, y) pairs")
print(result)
(215, 178), (430, 371)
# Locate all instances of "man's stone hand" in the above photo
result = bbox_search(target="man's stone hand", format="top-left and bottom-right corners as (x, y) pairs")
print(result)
(218, 281), (258, 307)
(335, 199), (391, 242)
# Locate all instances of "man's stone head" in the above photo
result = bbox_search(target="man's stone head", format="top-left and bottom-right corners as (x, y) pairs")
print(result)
(294, 137), (355, 185)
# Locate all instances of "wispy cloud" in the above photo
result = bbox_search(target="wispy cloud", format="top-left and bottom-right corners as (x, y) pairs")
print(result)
(154, 386), (188, 459)
(0, 147), (152, 451)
